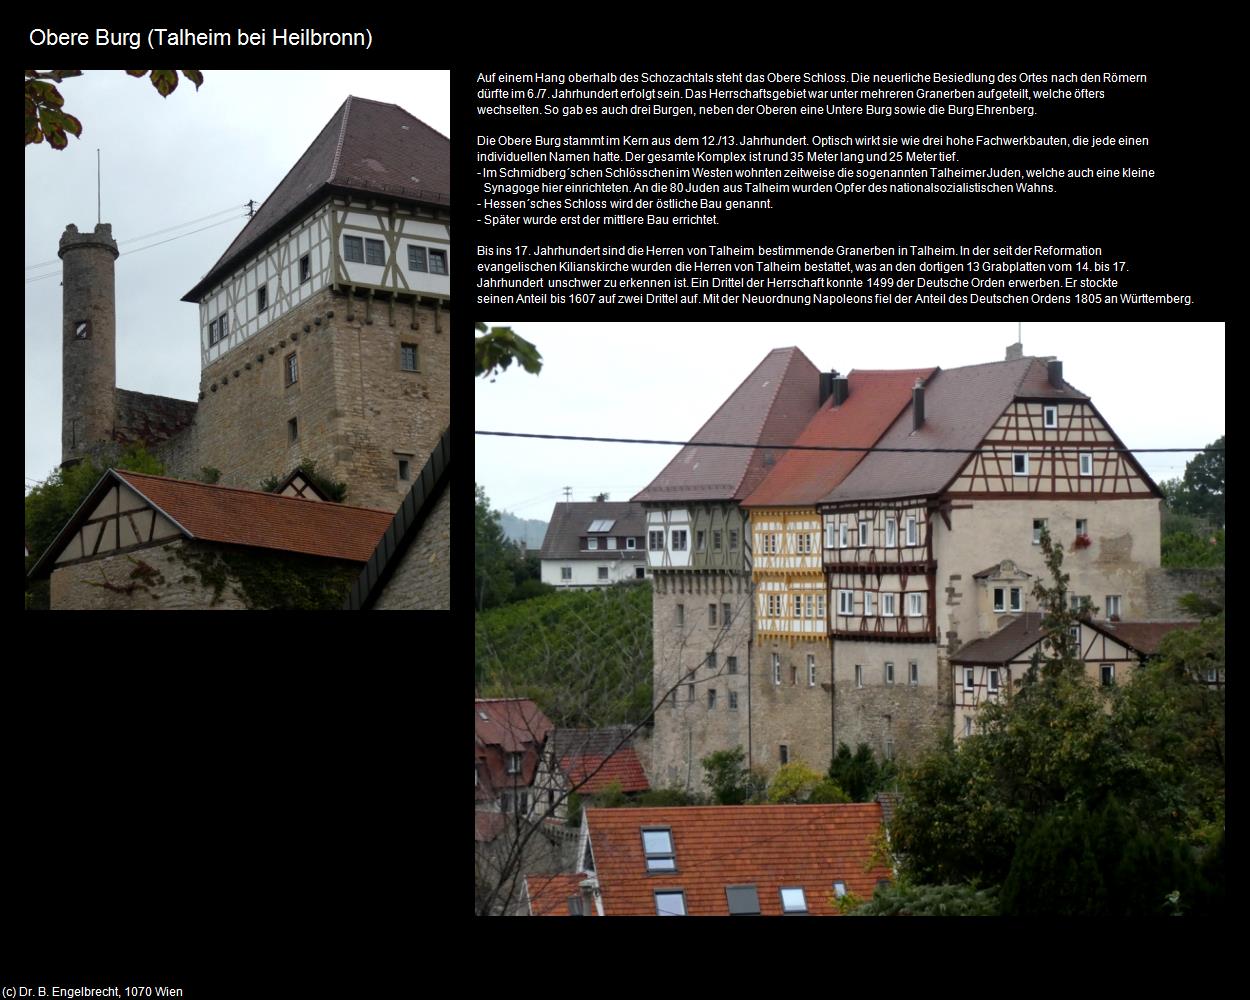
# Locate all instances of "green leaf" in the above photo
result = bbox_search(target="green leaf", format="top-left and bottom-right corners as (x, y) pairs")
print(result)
(149, 70), (179, 96)
(126, 69), (149, 78)
(181, 69), (204, 90)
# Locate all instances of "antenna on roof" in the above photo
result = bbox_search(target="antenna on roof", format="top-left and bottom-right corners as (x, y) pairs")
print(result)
(246, 199), (256, 218)
(1017, 322), (1022, 344)
(96, 149), (101, 224)
(563, 486), (572, 502)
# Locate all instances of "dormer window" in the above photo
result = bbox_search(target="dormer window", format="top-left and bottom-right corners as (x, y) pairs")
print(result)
(993, 587), (1005, 612)
(506, 752), (522, 775)
(1010, 587), (1023, 612)
(642, 828), (676, 872)
(1043, 406), (1058, 429)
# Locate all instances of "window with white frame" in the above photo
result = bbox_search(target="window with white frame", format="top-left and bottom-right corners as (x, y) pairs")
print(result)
(1070, 594), (1091, 613)
(832, 881), (847, 899)
(772, 653), (781, 686)
(627, 537), (637, 550)
(793, 595), (802, 619)
(885, 518), (897, 547)
(838, 523), (849, 548)
(1076, 518), (1088, 536)
(1043, 405), (1058, 429)
(780, 887), (807, 914)
(587, 537), (599, 550)
(1106, 594), (1121, 619)
(858, 520), (870, 546)
(1079, 452), (1093, 476)
(598, 567), (609, 581)
(838, 590), (854, 615)
(964, 716), (973, 737)
(855, 664), (864, 688)
(964, 668), (975, 691)
(864, 591), (876, 616)
(642, 829), (677, 872)
(1010, 587), (1023, 612)
(807, 655), (817, 687)
(506, 752), (522, 774)
(816, 594), (826, 619)
(908, 593), (924, 617)
(993, 587), (1005, 612)
(805, 595), (815, 619)
(1033, 519), (1047, 544)
(1069, 624), (1081, 646)
(882, 593), (896, 617)
(906, 517), (918, 546)
(989, 669), (1000, 692)
(824, 521), (836, 548)
(884, 661), (895, 685)
(1013, 453), (1029, 476)
(1100, 664), (1115, 687)
(561, 566), (572, 581)
(909, 660), (919, 685)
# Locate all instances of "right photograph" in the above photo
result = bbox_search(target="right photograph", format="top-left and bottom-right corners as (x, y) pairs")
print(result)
(475, 322), (1224, 916)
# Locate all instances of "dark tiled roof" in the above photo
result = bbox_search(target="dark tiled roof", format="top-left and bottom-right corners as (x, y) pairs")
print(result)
(344, 427), (450, 610)
(742, 368), (936, 507)
(1088, 620), (1200, 656)
(113, 388), (197, 448)
(538, 502), (647, 561)
(475, 698), (553, 792)
(633, 347), (821, 503)
(184, 96), (450, 302)
(115, 470), (391, 562)
(949, 613), (1047, 664)
(586, 803), (890, 916)
(823, 357), (1083, 504)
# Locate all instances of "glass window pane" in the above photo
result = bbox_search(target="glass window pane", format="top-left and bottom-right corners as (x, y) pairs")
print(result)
(655, 892), (686, 916)
(780, 887), (807, 912)
(642, 830), (673, 854)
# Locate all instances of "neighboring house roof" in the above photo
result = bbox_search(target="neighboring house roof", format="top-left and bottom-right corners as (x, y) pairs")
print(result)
(973, 561), (1032, 579)
(475, 698), (553, 790)
(1085, 619), (1199, 657)
(741, 368), (936, 507)
(538, 502), (647, 561)
(633, 347), (821, 503)
(184, 96), (450, 302)
(949, 613), (1047, 665)
(585, 803), (890, 915)
(113, 388), (197, 448)
(875, 792), (900, 828)
(525, 873), (598, 916)
(555, 727), (651, 795)
(344, 427), (450, 610)
(475, 811), (509, 844)
(275, 467), (332, 502)
(27, 469), (393, 578)
(822, 357), (1088, 504)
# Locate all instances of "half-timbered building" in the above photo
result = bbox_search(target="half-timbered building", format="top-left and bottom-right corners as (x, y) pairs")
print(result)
(633, 347), (821, 792)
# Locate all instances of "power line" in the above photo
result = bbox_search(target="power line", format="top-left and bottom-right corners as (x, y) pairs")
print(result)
(476, 430), (1222, 456)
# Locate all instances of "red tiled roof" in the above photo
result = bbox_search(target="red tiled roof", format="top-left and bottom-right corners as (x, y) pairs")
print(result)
(113, 471), (393, 562)
(526, 873), (599, 916)
(561, 747), (650, 794)
(633, 347), (821, 503)
(742, 368), (936, 507)
(586, 803), (890, 916)
(184, 96), (449, 302)
(475, 698), (553, 791)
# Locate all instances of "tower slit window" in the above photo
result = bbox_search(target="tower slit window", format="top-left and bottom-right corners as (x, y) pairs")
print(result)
(285, 352), (299, 386)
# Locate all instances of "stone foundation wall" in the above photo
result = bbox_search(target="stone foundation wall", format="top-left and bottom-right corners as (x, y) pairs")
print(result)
(750, 636), (833, 775)
(831, 639), (948, 762)
(49, 540), (247, 610)
(374, 482), (451, 610)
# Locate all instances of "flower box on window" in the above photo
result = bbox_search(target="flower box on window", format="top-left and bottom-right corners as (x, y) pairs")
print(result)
(1073, 534), (1092, 550)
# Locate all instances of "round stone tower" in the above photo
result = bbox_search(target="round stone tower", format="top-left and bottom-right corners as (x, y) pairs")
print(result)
(59, 223), (118, 467)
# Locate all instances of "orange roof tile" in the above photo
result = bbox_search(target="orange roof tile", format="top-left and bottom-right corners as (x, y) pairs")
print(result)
(742, 368), (936, 507)
(560, 747), (651, 794)
(114, 470), (393, 562)
(586, 803), (891, 916)
(526, 873), (599, 916)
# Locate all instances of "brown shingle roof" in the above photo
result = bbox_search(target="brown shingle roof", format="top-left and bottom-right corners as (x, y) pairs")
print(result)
(741, 368), (936, 507)
(633, 347), (821, 503)
(586, 803), (890, 916)
(822, 357), (1086, 504)
(114, 470), (392, 562)
(538, 502), (648, 561)
(949, 613), (1047, 665)
(183, 96), (450, 302)
(1087, 620), (1199, 656)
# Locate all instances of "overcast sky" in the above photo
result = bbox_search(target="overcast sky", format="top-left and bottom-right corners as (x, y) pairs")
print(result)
(24, 69), (449, 490)
(474, 322), (1225, 522)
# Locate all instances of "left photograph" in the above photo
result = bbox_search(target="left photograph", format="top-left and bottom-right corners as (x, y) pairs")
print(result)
(25, 70), (450, 610)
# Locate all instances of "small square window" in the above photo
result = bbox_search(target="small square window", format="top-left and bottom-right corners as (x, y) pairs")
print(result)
(598, 566), (609, 581)
(1013, 453), (1029, 476)
(1079, 452), (1093, 476)
(1043, 406), (1058, 429)
(634, 566), (645, 579)
(993, 587), (1005, 612)
(779, 887), (807, 914)
(727, 656), (738, 675)
(285, 352), (298, 386)
(561, 566), (572, 581)
(364, 238), (385, 266)
(642, 829), (675, 871)
(428, 248), (448, 275)
(726, 884), (760, 915)
(779, 744), (789, 765)
(343, 235), (364, 263)
(299, 254), (311, 283)
(626, 537), (637, 550)
(407, 245), (428, 272)
(287, 417), (298, 444)
(654, 890), (686, 916)
(728, 691), (738, 710)
(256, 285), (268, 312)
(398, 459), (410, 481)
(401, 343), (419, 372)
(587, 537), (599, 551)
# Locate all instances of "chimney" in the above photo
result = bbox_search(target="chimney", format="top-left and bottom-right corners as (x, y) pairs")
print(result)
(1005, 342), (1024, 361)
(912, 379), (925, 430)
(831, 374), (850, 407)
(579, 877), (597, 916)
(594, 492), (609, 502)
(1047, 359), (1063, 388)
(819, 371), (833, 407)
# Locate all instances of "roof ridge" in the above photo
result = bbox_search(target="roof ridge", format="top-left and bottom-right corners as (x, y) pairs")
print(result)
(727, 346), (816, 497)
(328, 95), (352, 183)
(113, 469), (392, 515)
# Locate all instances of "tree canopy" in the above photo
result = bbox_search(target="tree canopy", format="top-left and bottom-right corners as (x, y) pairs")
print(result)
(26, 70), (203, 149)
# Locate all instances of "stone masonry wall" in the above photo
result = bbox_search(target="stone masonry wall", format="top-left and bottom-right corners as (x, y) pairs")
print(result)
(1141, 567), (1225, 619)
(50, 540), (248, 610)
(374, 482), (451, 610)
(160, 287), (449, 513)
(649, 571), (753, 793)
(751, 636), (833, 775)
(60, 224), (118, 466)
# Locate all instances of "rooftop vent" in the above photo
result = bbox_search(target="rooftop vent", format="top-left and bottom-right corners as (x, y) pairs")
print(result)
(831, 375), (850, 407)
(1047, 359), (1064, 388)
(913, 379), (926, 430)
